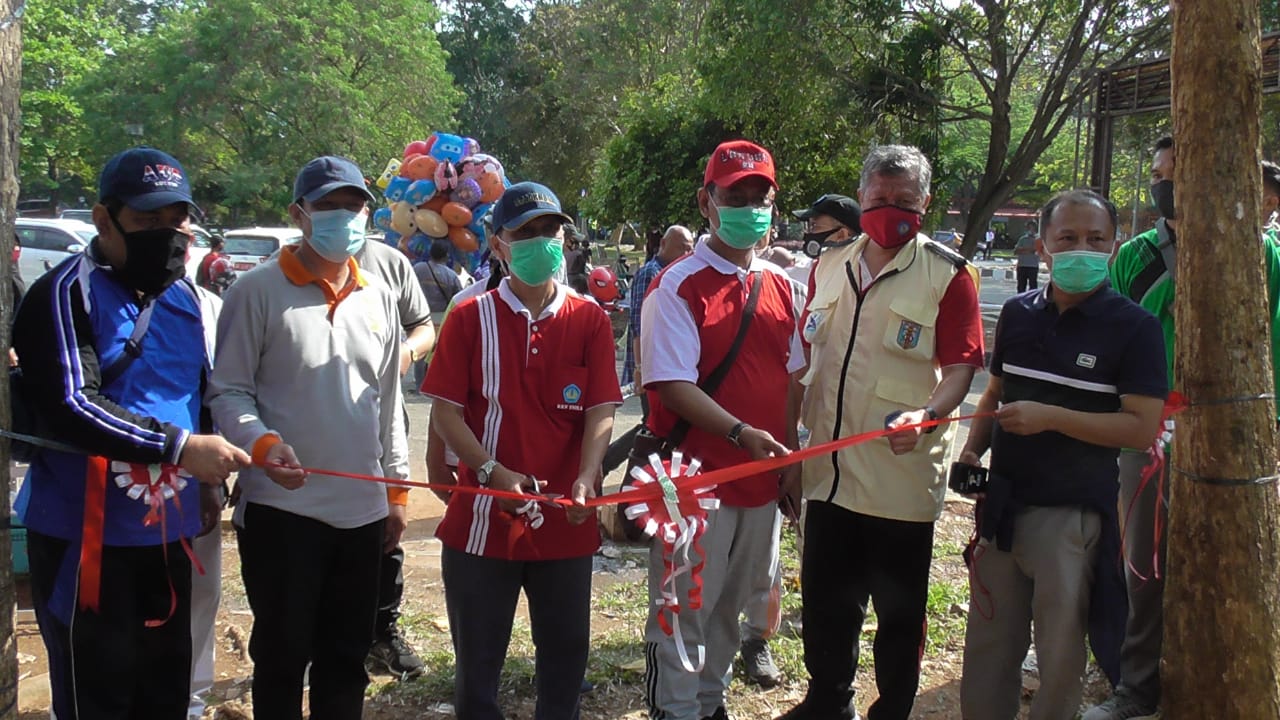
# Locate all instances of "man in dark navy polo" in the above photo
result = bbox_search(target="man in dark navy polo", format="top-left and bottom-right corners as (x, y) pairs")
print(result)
(954, 189), (1168, 720)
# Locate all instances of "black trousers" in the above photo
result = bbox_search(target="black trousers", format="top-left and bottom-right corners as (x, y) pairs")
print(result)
(442, 546), (593, 720)
(800, 502), (934, 720)
(1016, 266), (1039, 293)
(236, 503), (384, 720)
(29, 529), (192, 720)
(375, 544), (405, 639)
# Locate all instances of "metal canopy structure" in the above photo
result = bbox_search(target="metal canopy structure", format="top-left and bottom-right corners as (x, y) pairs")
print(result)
(1089, 30), (1280, 196)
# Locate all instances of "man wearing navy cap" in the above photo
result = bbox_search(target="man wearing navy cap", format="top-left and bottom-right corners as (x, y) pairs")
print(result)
(207, 155), (410, 720)
(423, 181), (622, 719)
(13, 146), (250, 719)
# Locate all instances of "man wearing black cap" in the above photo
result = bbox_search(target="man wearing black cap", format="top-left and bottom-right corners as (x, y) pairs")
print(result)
(207, 155), (410, 720)
(424, 181), (621, 719)
(13, 146), (250, 719)
(795, 193), (862, 261)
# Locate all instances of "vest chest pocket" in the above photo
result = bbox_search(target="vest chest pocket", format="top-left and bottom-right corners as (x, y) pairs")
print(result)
(882, 296), (938, 361)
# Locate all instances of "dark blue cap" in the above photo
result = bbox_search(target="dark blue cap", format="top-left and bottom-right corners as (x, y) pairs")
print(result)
(491, 182), (572, 231)
(293, 155), (376, 204)
(98, 147), (198, 212)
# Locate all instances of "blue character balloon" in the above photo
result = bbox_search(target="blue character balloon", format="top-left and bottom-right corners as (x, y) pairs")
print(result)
(404, 179), (437, 207)
(428, 132), (468, 164)
(383, 229), (403, 247)
(384, 176), (411, 203)
(372, 207), (393, 232)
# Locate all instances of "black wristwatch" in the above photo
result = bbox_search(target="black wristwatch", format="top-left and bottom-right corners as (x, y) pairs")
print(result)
(923, 406), (939, 434)
(727, 421), (750, 447)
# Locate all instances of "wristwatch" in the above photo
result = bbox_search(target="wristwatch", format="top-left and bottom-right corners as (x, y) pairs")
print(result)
(923, 406), (939, 434)
(727, 421), (750, 447)
(477, 459), (499, 485)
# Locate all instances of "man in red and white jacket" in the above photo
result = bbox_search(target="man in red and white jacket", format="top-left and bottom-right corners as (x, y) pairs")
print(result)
(640, 140), (805, 720)
(423, 181), (622, 720)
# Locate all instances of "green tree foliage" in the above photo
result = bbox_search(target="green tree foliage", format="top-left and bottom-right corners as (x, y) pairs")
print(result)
(78, 0), (460, 223)
(20, 0), (122, 206)
(845, 0), (1169, 256)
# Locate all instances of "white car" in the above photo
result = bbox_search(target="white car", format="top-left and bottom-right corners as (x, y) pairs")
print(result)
(222, 227), (303, 272)
(14, 218), (96, 285)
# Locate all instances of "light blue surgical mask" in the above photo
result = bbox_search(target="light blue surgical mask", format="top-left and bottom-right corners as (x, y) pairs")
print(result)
(303, 208), (368, 262)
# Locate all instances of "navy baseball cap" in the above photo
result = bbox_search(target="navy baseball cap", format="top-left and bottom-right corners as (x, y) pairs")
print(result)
(98, 147), (198, 212)
(293, 155), (376, 204)
(491, 182), (572, 231)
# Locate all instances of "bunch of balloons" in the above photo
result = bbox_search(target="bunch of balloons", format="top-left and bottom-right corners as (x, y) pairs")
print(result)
(372, 131), (508, 271)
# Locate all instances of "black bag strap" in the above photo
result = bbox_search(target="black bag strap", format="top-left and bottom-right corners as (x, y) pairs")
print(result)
(667, 271), (763, 447)
(101, 300), (156, 387)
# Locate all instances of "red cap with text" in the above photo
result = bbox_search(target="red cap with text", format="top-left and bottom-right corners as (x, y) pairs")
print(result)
(703, 140), (777, 190)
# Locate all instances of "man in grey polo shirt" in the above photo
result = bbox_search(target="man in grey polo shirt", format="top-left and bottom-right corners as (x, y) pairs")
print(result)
(208, 155), (409, 720)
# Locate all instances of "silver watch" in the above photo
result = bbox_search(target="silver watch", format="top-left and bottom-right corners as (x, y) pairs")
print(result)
(477, 459), (499, 486)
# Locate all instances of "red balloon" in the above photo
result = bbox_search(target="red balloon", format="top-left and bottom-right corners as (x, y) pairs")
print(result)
(403, 140), (430, 159)
(423, 195), (449, 213)
(449, 225), (479, 252)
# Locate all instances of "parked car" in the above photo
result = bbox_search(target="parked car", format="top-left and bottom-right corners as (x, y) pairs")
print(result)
(58, 209), (94, 223)
(222, 227), (302, 272)
(14, 218), (96, 285)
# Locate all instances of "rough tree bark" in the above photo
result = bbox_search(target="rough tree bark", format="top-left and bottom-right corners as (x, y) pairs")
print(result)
(0, 0), (17, 717)
(1164, 1), (1280, 718)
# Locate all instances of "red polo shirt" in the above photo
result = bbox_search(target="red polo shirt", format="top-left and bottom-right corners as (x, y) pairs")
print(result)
(640, 242), (805, 507)
(422, 280), (622, 560)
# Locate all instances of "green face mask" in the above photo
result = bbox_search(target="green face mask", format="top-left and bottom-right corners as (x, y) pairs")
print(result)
(1049, 249), (1110, 294)
(506, 236), (564, 285)
(712, 198), (773, 250)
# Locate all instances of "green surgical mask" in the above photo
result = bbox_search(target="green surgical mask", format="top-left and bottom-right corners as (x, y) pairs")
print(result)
(711, 198), (773, 250)
(1049, 250), (1110, 294)
(505, 236), (564, 285)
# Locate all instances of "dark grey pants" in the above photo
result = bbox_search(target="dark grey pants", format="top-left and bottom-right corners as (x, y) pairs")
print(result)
(1116, 450), (1167, 706)
(442, 546), (593, 720)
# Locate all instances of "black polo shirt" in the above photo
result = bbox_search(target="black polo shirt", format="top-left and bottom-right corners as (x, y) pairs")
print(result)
(988, 285), (1168, 507)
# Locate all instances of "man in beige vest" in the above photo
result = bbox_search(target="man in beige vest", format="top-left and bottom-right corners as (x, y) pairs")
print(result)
(778, 145), (984, 720)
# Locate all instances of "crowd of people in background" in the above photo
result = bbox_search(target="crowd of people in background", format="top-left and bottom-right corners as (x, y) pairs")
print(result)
(9, 135), (1280, 720)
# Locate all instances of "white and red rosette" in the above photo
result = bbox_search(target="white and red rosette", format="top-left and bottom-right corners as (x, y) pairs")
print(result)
(624, 450), (719, 672)
(111, 461), (191, 526)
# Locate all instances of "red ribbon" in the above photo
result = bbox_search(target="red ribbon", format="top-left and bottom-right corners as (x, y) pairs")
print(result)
(261, 412), (993, 508)
(78, 456), (109, 613)
(1121, 391), (1188, 583)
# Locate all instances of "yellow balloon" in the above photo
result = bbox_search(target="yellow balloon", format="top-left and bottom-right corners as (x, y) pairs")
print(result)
(376, 158), (402, 190)
(414, 208), (449, 238)
(391, 201), (416, 235)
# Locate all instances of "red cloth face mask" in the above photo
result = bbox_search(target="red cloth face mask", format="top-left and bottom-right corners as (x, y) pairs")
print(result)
(861, 205), (923, 249)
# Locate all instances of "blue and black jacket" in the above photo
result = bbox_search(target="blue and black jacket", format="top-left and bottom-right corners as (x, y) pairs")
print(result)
(13, 243), (215, 548)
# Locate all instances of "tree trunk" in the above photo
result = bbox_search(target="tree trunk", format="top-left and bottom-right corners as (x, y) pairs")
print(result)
(1164, 1), (1280, 718)
(0, 0), (18, 717)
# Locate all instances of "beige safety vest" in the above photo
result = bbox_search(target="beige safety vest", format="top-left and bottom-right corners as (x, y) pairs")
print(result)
(800, 234), (971, 522)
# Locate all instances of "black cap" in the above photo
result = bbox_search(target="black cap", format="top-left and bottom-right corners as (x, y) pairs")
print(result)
(794, 193), (862, 232)
(293, 155), (376, 205)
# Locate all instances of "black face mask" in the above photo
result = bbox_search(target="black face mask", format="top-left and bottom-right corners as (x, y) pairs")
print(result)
(111, 215), (190, 296)
(802, 228), (851, 259)
(1150, 179), (1176, 221)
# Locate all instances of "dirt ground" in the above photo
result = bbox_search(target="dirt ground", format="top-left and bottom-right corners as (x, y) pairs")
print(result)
(13, 390), (1112, 719)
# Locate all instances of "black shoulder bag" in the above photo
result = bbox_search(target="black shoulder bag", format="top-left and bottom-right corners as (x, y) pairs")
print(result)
(613, 271), (763, 541)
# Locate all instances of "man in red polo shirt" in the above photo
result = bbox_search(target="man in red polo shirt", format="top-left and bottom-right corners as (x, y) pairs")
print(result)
(640, 140), (804, 720)
(423, 181), (622, 720)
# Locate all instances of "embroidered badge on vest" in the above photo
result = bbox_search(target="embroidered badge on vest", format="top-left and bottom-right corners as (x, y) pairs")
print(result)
(897, 320), (923, 350)
(803, 311), (823, 343)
